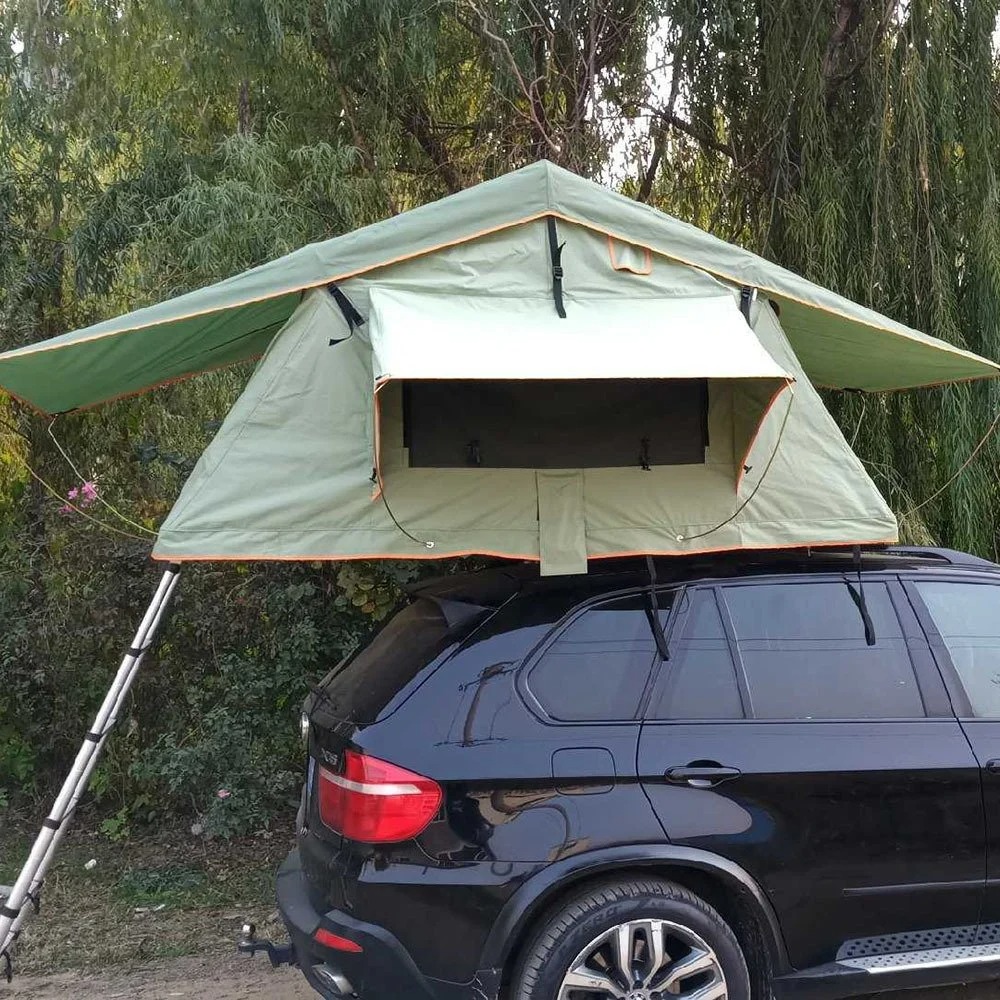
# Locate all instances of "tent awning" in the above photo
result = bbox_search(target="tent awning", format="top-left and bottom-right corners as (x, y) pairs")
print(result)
(0, 161), (996, 415)
(368, 290), (792, 384)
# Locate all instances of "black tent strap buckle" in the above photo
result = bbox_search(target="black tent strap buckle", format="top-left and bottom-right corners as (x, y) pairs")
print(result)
(0, 904), (19, 920)
(3, 948), (11, 984)
(739, 286), (755, 325)
(326, 283), (365, 339)
(546, 217), (567, 318)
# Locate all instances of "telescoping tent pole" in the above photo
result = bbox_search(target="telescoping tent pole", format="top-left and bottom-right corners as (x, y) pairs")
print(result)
(0, 564), (181, 976)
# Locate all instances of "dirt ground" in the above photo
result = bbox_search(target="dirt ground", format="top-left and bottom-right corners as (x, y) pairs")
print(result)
(5, 953), (314, 999)
(4, 955), (995, 1000)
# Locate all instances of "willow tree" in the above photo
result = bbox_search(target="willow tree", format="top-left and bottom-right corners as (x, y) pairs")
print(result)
(662, 0), (1000, 558)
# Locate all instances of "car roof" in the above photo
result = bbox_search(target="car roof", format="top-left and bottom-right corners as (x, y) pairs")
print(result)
(409, 546), (1000, 608)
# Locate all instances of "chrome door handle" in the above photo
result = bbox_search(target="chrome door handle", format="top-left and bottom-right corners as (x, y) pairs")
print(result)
(664, 765), (742, 788)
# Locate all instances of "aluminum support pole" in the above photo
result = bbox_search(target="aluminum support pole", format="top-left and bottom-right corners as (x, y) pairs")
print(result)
(0, 565), (181, 975)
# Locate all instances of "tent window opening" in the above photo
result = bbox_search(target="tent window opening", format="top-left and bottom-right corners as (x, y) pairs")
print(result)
(400, 378), (709, 469)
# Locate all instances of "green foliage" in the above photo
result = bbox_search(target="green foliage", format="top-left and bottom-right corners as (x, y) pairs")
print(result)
(116, 865), (206, 905)
(100, 807), (132, 843)
(3, 0), (1000, 835)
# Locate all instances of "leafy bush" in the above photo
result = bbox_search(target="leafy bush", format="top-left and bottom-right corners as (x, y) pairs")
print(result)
(0, 473), (438, 837)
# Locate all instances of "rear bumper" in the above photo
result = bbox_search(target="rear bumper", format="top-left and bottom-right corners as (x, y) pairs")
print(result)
(277, 849), (494, 1000)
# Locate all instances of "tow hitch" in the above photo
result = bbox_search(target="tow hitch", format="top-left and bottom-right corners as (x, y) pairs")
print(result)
(238, 921), (296, 967)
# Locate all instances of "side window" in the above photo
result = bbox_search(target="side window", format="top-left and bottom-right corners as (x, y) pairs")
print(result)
(724, 581), (924, 720)
(527, 594), (668, 722)
(648, 589), (744, 720)
(914, 581), (1000, 718)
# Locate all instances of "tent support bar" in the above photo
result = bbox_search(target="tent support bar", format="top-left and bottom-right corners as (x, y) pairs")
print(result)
(0, 565), (182, 977)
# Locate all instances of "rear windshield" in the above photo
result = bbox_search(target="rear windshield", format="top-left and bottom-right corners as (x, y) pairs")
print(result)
(309, 598), (469, 728)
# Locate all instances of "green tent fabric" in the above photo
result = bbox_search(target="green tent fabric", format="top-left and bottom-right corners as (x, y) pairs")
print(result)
(149, 215), (895, 575)
(0, 160), (997, 415)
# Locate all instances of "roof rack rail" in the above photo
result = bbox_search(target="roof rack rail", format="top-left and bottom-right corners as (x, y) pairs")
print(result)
(884, 546), (999, 568)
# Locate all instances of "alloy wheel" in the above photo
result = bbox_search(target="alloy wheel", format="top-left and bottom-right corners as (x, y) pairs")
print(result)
(557, 918), (727, 1000)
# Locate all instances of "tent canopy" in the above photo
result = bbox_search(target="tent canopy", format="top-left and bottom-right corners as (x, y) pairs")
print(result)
(0, 160), (997, 414)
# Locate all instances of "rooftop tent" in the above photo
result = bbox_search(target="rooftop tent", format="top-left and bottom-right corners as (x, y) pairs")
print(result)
(0, 161), (998, 574)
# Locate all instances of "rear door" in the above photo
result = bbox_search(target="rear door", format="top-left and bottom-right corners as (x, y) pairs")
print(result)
(637, 576), (985, 970)
(905, 575), (1000, 927)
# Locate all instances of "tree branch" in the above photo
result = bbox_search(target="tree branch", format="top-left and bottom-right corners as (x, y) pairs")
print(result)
(825, 0), (898, 97)
(822, 0), (863, 81)
(458, 0), (563, 161)
(637, 55), (681, 203)
(640, 105), (736, 161)
(401, 98), (464, 194)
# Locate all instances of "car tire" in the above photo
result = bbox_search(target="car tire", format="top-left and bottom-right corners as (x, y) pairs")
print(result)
(507, 877), (751, 1000)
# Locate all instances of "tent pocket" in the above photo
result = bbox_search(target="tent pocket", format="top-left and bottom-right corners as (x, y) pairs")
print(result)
(537, 470), (587, 576)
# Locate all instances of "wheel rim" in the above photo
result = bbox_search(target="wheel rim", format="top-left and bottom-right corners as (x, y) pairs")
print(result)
(557, 919), (727, 1000)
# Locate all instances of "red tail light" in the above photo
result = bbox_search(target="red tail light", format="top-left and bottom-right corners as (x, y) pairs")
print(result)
(313, 927), (363, 953)
(317, 750), (442, 843)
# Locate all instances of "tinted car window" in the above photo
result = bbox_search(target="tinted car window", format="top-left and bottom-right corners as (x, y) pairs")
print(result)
(309, 598), (478, 726)
(527, 595), (666, 721)
(915, 581), (1000, 718)
(649, 589), (744, 720)
(724, 581), (924, 719)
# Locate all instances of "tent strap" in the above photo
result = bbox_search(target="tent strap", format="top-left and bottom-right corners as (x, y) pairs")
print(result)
(546, 217), (567, 318)
(326, 283), (365, 338)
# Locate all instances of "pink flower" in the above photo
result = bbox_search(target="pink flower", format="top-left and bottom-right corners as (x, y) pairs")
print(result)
(216, 789), (232, 800)
(56, 480), (100, 516)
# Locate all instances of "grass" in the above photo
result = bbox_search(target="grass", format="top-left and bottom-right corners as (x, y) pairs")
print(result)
(0, 816), (293, 974)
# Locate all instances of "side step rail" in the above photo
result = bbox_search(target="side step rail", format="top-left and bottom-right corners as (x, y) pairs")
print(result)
(0, 564), (182, 980)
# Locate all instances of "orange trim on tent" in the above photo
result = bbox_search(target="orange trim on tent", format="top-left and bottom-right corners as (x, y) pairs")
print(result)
(2, 213), (559, 360)
(588, 535), (899, 561)
(79, 353), (268, 414)
(149, 534), (899, 564)
(0, 352), (269, 418)
(734, 379), (795, 493)
(371, 385), (385, 501)
(0, 385), (44, 416)
(151, 548), (542, 563)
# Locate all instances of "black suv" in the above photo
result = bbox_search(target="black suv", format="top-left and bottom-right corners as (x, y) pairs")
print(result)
(275, 546), (1000, 1000)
